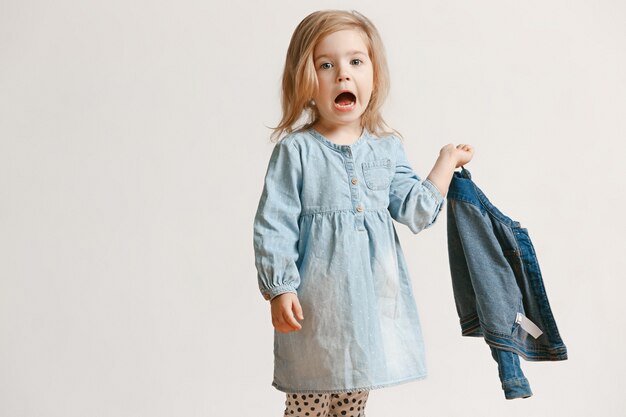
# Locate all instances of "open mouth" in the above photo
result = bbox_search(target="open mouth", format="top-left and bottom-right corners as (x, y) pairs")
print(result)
(334, 92), (356, 110)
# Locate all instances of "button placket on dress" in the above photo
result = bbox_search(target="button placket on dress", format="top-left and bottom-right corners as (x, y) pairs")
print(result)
(341, 145), (366, 231)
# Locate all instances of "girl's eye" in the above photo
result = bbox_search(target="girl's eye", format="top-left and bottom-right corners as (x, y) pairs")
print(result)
(320, 63), (332, 70)
(351, 59), (362, 65)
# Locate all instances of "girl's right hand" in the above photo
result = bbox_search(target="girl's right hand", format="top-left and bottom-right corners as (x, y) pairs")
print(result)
(270, 292), (304, 333)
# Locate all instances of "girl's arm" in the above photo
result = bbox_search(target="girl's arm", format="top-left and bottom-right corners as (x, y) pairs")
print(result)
(426, 144), (474, 197)
(253, 138), (303, 303)
(253, 138), (305, 333)
(388, 138), (446, 234)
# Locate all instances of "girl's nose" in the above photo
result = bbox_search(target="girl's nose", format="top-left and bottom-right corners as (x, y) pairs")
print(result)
(337, 73), (351, 82)
(337, 65), (351, 82)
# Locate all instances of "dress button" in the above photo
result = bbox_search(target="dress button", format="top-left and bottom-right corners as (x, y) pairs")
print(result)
(356, 205), (364, 212)
(351, 177), (358, 185)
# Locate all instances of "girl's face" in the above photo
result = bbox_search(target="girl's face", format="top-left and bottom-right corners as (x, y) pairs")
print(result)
(312, 29), (374, 133)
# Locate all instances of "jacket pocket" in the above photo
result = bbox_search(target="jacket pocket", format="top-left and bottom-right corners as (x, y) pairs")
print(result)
(362, 158), (393, 190)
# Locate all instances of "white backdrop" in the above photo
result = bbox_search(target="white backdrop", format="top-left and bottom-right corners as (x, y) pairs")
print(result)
(1, 1), (625, 416)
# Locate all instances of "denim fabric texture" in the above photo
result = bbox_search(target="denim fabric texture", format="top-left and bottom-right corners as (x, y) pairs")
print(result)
(446, 167), (568, 399)
(253, 128), (445, 393)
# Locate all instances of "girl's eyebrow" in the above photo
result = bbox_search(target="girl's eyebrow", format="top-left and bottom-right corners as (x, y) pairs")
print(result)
(314, 50), (368, 61)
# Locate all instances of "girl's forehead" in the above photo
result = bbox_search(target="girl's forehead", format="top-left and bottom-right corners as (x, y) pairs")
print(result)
(314, 29), (370, 56)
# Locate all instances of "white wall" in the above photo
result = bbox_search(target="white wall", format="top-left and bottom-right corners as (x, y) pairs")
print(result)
(1, 1), (624, 416)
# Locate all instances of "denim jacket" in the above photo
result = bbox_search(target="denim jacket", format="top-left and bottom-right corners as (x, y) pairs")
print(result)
(253, 128), (445, 393)
(446, 167), (568, 399)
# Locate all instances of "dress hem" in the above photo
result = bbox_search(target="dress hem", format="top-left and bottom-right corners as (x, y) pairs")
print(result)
(271, 373), (428, 394)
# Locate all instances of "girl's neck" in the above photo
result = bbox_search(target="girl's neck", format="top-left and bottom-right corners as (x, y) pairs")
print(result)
(311, 122), (364, 146)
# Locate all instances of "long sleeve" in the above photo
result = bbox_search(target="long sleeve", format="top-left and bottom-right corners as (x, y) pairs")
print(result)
(388, 137), (445, 234)
(253, 139), (302, 302)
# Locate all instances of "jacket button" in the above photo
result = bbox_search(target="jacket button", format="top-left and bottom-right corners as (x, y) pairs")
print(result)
(356, 205), (364, 212)
(351, 177), (358, 185)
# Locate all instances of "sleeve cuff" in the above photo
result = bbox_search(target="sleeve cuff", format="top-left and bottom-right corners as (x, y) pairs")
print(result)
(422, 178), (446, 206)
(261, 284), (298, 301)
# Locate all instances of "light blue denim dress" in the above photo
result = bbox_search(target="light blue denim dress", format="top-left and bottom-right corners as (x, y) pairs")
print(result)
(253, 127), (445, 393)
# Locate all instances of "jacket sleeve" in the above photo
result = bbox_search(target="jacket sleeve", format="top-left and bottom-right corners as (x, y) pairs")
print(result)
(253, 139), (302, 302)
(388, 136), (445, 234)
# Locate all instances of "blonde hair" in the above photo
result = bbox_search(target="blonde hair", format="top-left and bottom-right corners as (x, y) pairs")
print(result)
(269, 9), (402, 142)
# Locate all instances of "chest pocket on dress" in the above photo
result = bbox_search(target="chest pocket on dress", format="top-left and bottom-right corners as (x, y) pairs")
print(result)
(361, 158), (393, 190)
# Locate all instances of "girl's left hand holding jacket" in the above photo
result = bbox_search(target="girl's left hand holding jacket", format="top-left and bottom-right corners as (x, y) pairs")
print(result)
(426, 144), (475, 198)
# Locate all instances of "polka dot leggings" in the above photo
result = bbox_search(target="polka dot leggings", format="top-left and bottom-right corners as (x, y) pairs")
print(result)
(283, 390), (370, 417)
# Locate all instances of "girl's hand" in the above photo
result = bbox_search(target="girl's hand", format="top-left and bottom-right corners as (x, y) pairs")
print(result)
(440, 143), (475, 168)
(426, 143), (475, 197)
(270, 292), (304, 333)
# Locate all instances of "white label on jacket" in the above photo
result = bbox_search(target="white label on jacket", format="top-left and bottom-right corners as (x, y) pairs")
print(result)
(516, 312), (543, 339)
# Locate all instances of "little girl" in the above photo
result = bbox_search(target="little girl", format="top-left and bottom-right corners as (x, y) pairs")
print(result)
(253, 9), (474, 417)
